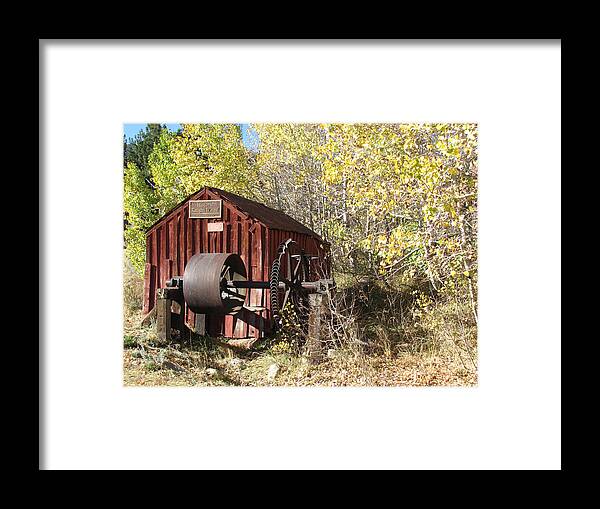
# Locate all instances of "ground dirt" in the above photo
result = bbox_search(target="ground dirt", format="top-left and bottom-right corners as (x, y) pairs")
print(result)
(123, 348), (476, 387)
(123, 309), (477, 387)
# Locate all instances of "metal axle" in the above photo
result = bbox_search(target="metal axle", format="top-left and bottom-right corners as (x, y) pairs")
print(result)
(226, 279), (333, 293)
(169, 275), (333, 294)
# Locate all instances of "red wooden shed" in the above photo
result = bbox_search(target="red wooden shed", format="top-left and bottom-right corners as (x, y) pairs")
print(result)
(143, 187), (330, 339)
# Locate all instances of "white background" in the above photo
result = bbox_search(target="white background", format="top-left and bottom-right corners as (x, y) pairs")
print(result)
(41, 41), (561, 470)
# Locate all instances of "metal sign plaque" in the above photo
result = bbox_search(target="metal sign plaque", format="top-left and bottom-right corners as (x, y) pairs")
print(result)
(207, 222), (224, 232)
(189, 200), (222, 219)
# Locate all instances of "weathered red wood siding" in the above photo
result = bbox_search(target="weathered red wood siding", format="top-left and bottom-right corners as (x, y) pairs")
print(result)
(143, 188), (330, 339)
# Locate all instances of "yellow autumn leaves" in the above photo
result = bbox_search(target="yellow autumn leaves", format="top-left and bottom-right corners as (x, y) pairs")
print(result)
(124, 123), (477, 303)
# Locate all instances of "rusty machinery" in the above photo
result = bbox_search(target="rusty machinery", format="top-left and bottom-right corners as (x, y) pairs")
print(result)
(165, 239), (333, 333)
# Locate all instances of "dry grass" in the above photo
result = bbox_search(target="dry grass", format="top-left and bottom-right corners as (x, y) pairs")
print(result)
(123, 326), (476, 387)
(123, 263), (477, 387)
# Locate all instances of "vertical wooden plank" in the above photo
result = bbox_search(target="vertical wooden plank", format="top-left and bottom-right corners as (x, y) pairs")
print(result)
(193, 213), (201, 328)
(150, 265), (157, 314)
(143, 233), (151, 313)
(251, 224), (262, 313)
(161, 226), (167, 261)
(171, 218), (176, 273)
(232, 217), (239, 257)
(149, 230), (157, 312)
(186, 208), (193, 262)
(156, 227), (163, 286)
(248, 225), (257, 338)
(181, 217), (186, 275)
(165, 222), (171, 261)
(248, 224), (259, 339)
(264, 228), (271, 334)
(180, 213), (184, 271)
(215, 221), (220, 253)
(257, 224), (263, 269)
(260, 226), (267, 337)
(224, 314), (233, 337)
(249, 228), (255, 307)
(248, 224), (254, 277)
(220, 221), (224, 253)
(174, 218), (178, 259)
(160, 223), (169, 274)
(224, 207), (230, 252)
(225, 223), (231, 254)
(176, 214), (182, 275)
(212, 225), (218, 253)
(169, 219), (174, 269)
(241, 220), (250, 338)
(195, 217), (201, 253)
(203, 218), (209, 253)
(161, 258), (171, 286)
(183, 211), (191, 328)
(241, 220), (249, 270)
(143, 262), (152, 313)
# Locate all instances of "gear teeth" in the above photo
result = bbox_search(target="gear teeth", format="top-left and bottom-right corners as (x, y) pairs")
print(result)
(270, 258), (282, 329)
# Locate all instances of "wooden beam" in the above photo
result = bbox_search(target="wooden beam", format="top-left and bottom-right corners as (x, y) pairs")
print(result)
(141, 306), (156, 327)
(195, 313), (206, 336)
(305, 293), (326, 364)
(156, 294), (172, 344)
(157, 287), (183, 300)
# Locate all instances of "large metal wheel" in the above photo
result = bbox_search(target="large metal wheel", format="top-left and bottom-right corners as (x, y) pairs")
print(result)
(183, 253), (247, 315)
(270, 239), (310, 329)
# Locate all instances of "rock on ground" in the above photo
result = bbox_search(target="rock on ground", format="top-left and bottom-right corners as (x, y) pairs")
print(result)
(267, 363), (280, 382)
(163, 360), (185, 372)
(229, 358), (244, 368)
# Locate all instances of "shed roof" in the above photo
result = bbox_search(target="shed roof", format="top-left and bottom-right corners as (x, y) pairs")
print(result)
(146, 186), (324, 241)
